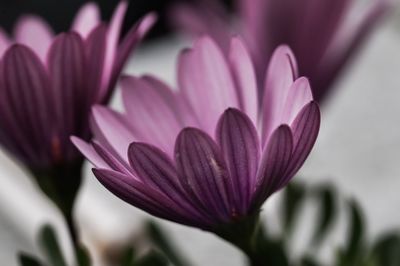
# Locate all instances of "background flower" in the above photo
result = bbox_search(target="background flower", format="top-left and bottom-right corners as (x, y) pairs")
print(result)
(0, 1), (155, 172)
(171, 0), (389, 101)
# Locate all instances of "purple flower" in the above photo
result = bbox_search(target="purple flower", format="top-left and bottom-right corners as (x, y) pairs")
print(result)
(0, 2), (155, 171)
(73, 37), (320, 230)
(171, 0), (388, 101)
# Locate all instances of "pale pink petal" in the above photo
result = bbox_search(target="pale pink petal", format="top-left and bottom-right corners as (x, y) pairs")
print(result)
(14, 15), (54, 61)
(71, 136), (108, 169)
(91, 105), (136, 161)
(281, 77), (313, 124)
(261, 45), (298, 146)
(0, 29), (11, 57)
(228, 37), (258, 124)
(71, 2), (101, 39)
(178, 37), (239, 134)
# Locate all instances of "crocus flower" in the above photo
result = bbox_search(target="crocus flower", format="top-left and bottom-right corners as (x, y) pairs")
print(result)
(73, 36), (320, 232)
(171, 0), (388, 101)
(0, 1), (155, 172)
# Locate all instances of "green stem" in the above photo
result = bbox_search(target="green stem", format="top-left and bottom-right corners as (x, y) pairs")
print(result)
(31, 160), (84, 257)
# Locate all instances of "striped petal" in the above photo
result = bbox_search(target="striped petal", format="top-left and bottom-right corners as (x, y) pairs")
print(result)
(216, 108), (260, 215)
(252, 125), (293, 209)
(175, 128), (232, 222)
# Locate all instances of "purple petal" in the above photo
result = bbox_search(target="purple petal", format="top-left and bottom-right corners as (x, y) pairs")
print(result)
(91, 105), (136, 161)
(128, 142), (212, 224)
(71, 2), (101, 38)
(120, 76), (184, 155)
(71, 137), (108, 169)
(0, 45), (52, 165)
(228, 37), (258, 124)
(281, 77), (313, 124)
(216, 108), (260, 215)
(175, 127), (232, 222)
(94, 168), (208, 228)
(110, 13), (156, 96)
(84, 24), (107, 103)
(13, 15), (54, 62)
(252, 125), (293, 209)
(47, 32), (86, 157)
(283, 101), (320, 182)
(0, 29), (10, 57)
(100, 1), (128, 98)
(178, 37), (239, 134)
(93, 141), (133, 175)
(261, 45), (298, 146)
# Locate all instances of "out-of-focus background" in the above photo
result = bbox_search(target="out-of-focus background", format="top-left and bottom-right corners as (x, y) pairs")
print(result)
(1, 0), (400, 265)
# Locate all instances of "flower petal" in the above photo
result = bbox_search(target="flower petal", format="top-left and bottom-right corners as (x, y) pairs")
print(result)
(0, 29), (10, 57)
(175, 128), (232, 222)
(284, 101), (320, 181)
(281, 77), (313, 125)
(91, 105), (136, 161)
(93, 168), (207, 228)
(228, 37), (258, 124)
(13, 15), (54, 61)
(110, 13), (156, 94)
(216, 108), (260, 215)
(71, 2), (101, 38)
(70, 137), (108, 169)
(261, 45), (298, 146)
(0, 44), (52, 165)
(178, 37), (239, 134)
(120, 76), (184, 155)
(252, 125), (293, 209)
(47, 32), (86, 157)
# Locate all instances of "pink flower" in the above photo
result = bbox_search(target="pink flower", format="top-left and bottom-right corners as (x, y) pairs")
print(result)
(0, 1), (155, 170)
(73, 36), (320, 230)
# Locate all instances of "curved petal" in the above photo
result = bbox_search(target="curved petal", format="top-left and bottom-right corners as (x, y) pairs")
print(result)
(284, 101), (320, 181)
(93, 168), (205, 228)
(228, 37), (258, 124)
(175, 127), (232, 222)
(71, 2), (101, 38)
(281, 77), (313, 125)
(261, 45), (298, 146)
(252, 125), (293, 209)
(0, 28), (11, 57)
(216, 108), (260, 215)
(100, 1), (128, 98)
(120, 76), (183, 155)
(47, 32), (86, 156)
(91, 105), (136, 161)
(71, 137), (108, 169)
(178, 37), (239, 134)
(13, 15), (54, 61)
(0, 44), (52, 165)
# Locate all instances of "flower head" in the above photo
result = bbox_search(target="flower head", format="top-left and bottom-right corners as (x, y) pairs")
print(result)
(73, 37), (320, 231)
(0, 1), (155, 171)
(171, 0), (388, 101)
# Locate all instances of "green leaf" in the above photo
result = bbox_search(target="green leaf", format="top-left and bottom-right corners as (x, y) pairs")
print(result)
(18, 253), (43, 266)
(77, 244), (92, 266)
(311, 185), (337, 246)
(346, 199), (365, 258)
(39, 224), (67, 266)
(372, 233), (400, 266)
(281, 182), (306, 238)
(120, 247), (136, 266)
(146, 221), (192, 266)
(135, 250), (169, 266)
(300, 256), (320, 266)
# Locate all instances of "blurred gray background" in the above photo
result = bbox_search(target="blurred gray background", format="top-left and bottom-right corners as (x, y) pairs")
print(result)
(1, 1), (400, 266)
